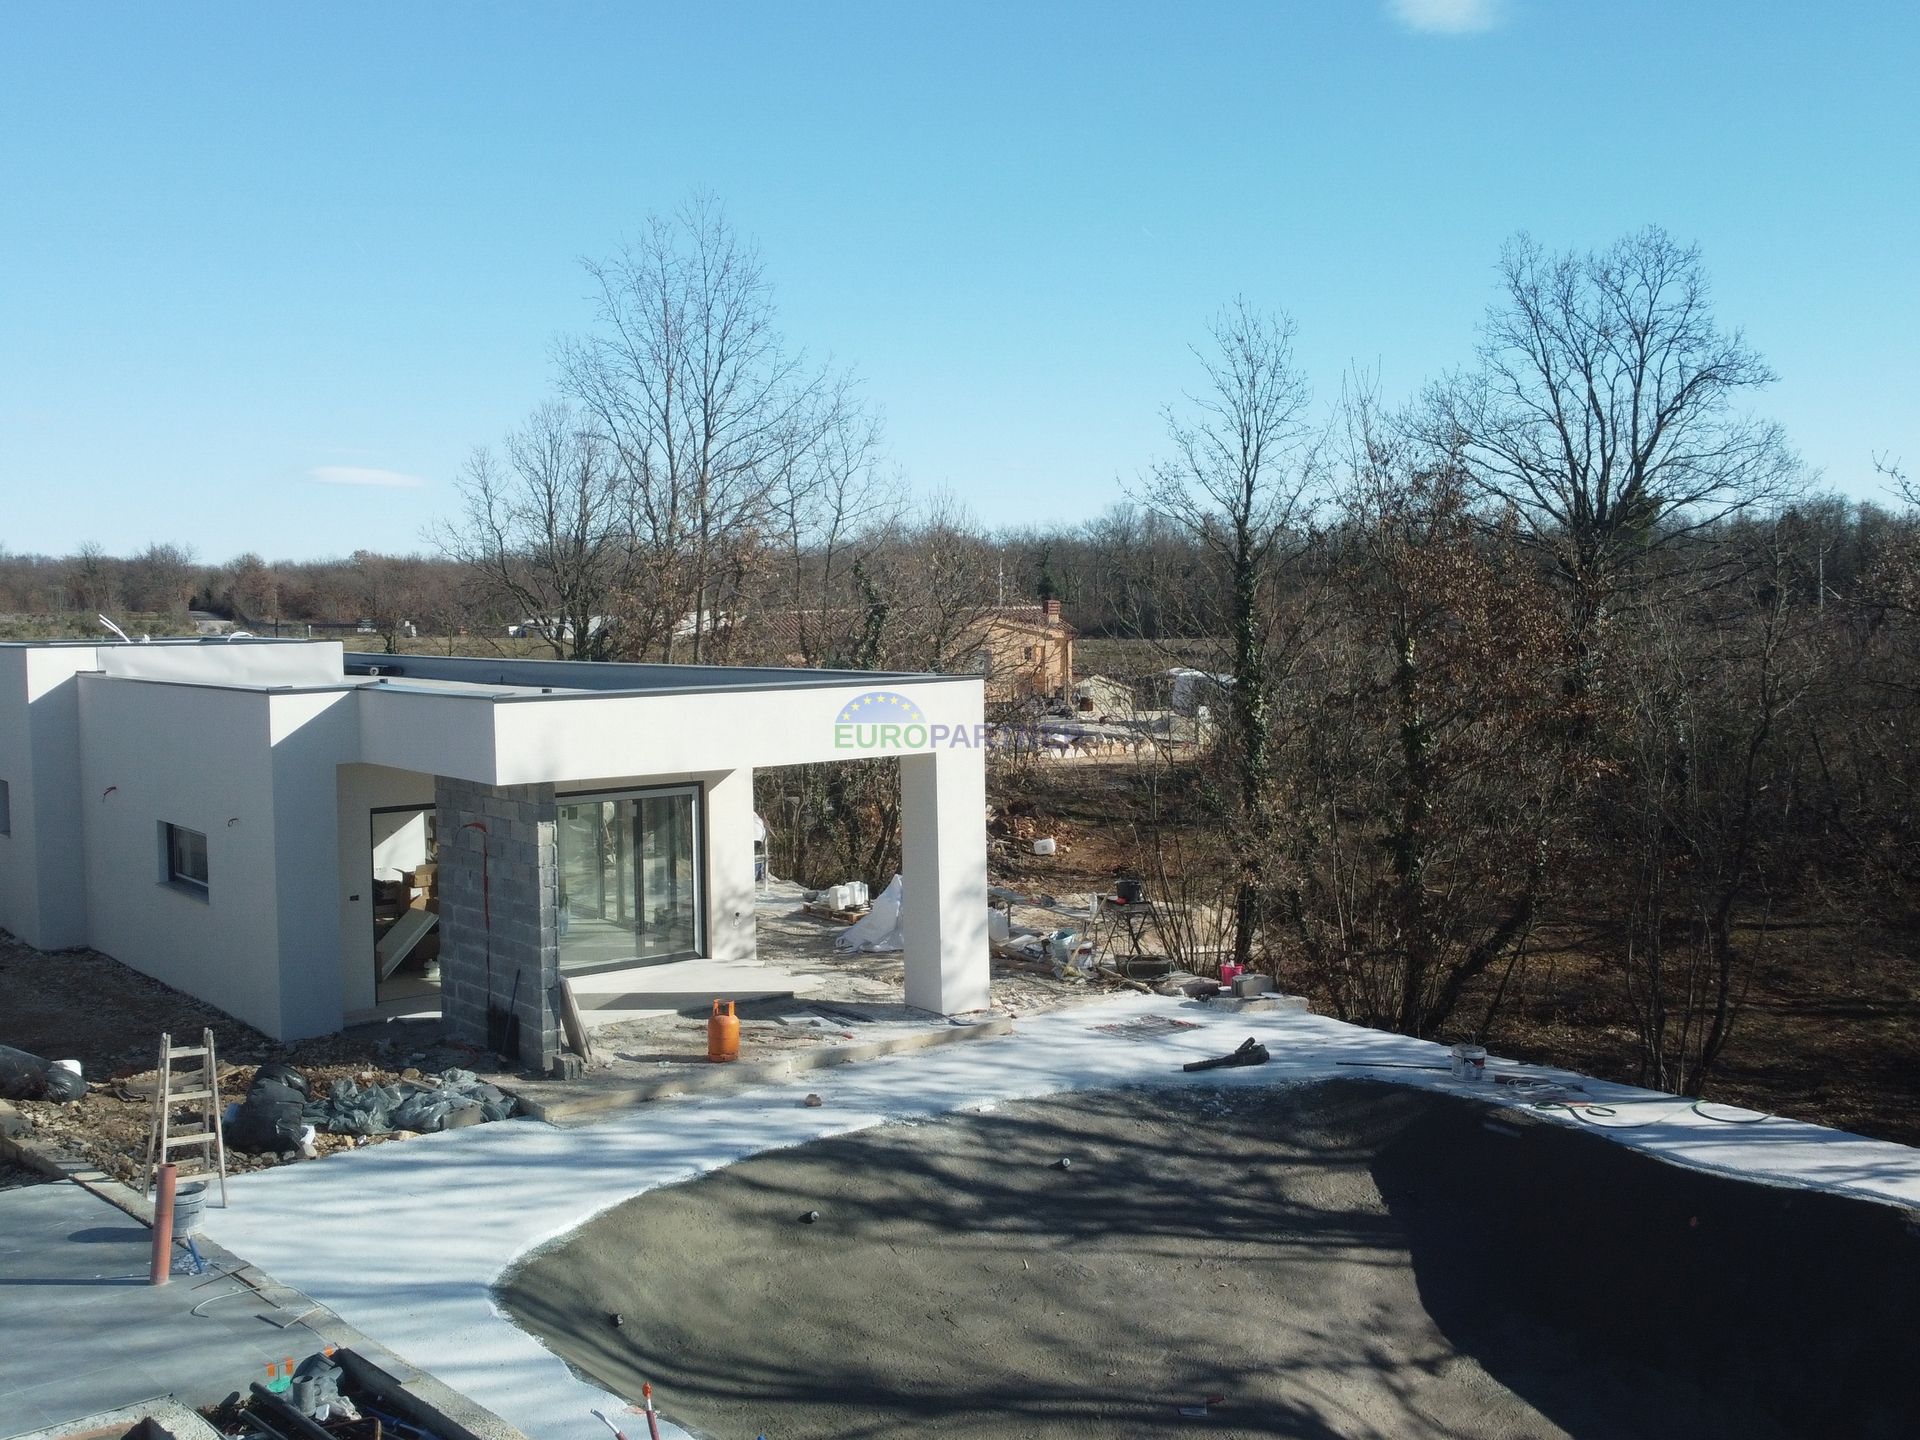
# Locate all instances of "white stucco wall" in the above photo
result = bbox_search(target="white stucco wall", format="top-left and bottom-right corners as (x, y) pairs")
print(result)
(0, 646), (105, 950)
(100, 639), (344, 687)
(353, 675), (984, 785)
(0, 639), (347, 954)
(482, 677), (984, 781)
(76, 674), (360, 1041)
(268, 688), (359, 1038)
(78, 677), (287, 1037)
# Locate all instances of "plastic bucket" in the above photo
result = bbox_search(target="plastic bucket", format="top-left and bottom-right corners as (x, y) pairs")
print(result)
(171, 1180), (209, 1236)
(1449, 1044), (1488, 1082)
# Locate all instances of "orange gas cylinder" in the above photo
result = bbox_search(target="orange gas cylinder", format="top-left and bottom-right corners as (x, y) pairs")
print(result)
(708, 998), (740, 1062)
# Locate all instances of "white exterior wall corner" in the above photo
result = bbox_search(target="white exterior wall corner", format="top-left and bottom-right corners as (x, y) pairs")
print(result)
(0, 646), (103, 949)
(357, 687), (500, 783)
(268, 689), (362, 1040)
(78, 676), (286, 1038)
(900, 743), (992, 1015)
(702, 768), (758, 964)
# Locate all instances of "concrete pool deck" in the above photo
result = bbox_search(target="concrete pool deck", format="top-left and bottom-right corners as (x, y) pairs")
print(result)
(194, 995), (1920, 1440)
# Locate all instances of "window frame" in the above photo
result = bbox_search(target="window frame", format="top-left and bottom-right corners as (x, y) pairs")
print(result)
(554, 782), (706, 973)
(162, 822), (210, 900)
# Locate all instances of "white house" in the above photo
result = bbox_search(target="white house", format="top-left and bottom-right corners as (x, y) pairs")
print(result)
(0, 638), (990, 1072)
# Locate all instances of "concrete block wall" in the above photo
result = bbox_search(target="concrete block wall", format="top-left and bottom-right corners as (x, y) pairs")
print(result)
(434, 775), (561, 1072)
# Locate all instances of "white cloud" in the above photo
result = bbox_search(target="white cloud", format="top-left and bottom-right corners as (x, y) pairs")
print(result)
(1389, 0), (1502, 34)
(309, 466), (428, 489)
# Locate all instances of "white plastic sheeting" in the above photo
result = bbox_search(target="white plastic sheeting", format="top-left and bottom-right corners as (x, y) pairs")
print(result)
(834, 873), (904, 952)
(201, 996), (1920, 1440)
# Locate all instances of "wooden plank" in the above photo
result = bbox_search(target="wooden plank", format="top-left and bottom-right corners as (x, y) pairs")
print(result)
(556, 977), (597, 1065)
(377, 908), (439, 980)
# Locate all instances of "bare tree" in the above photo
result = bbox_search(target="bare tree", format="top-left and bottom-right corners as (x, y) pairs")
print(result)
(558, 198), (838, 662)
(1139, 300), (1320, 969)
(121, 543), (200, 617)
(875, 494), (1001, 674)
(1432, 227), (1798, 640)
(754, 376), (899, 667)
(1612, 531), (1821, 1094)
(1284, 393), (1580, 1037)
(442, 403), (629, 661)
(66, 542), (118, 614)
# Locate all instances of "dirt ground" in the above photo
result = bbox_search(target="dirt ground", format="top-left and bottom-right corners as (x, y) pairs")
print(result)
(1446, 915), (1920, 1149)
(989, 758), (1920, 1149)
(0, 933), (459, 1185)
(501, 1080), (1917, 1440)
(0, 906), (1110, 1187)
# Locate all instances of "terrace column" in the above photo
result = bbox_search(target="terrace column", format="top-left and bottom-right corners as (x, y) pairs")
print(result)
(899, 745), (991, 1015)
(435, 776), (563, 1073)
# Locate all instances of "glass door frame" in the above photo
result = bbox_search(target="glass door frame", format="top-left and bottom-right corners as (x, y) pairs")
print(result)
(554, 782), (707, 973)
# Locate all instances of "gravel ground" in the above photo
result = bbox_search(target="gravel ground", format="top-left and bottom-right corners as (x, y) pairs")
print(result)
(498, 1081), (1813, 1440)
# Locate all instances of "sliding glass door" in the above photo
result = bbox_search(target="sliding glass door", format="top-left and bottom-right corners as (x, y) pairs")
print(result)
(556, 785), (702, 973)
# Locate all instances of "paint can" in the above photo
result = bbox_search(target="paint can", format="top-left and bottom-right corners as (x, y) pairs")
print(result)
(171, 1180), (208, 1237)
(1449, 1044), (1487, 1082)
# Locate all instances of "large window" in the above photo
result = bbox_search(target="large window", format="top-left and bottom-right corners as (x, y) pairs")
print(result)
(557, 786), (701, 973)
(165, 823), (208, 896)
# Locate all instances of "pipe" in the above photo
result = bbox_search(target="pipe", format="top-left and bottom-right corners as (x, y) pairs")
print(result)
(150, 1163), (176, 1285)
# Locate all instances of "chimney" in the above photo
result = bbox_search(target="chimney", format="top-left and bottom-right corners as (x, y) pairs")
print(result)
(1044, 599), (1061, 624)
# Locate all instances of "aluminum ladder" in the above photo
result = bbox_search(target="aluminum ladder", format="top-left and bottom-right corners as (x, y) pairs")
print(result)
(141, 1027), (229, 1206)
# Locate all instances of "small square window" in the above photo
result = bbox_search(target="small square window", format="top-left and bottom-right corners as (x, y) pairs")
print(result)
(165, 823), (208, 894)
(0, 779), (10, 836)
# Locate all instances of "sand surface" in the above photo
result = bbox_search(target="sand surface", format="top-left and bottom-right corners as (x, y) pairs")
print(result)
(499, 1082), (1820, 1439)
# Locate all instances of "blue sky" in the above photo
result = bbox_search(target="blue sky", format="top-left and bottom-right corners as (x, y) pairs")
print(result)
(2, 1), (1915, 561)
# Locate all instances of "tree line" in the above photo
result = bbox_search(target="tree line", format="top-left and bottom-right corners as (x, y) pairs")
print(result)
(5, 210), (1913, 1097)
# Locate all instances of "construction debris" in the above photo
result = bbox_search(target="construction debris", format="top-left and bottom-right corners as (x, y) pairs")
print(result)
(835, 875), (905, 953)
(303, 1068), (518, 1135)
(225, 1064), (316, 1154)
(1181, 1036), (1270, 1072)
(0, 1044), (85, 1102)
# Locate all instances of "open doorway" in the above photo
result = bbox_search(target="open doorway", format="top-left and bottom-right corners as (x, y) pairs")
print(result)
(371, 803), (440, 1008)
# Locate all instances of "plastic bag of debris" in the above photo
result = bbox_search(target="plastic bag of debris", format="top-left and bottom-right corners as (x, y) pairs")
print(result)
(304, 1067), (518, 1136)
(835, 874), (904, 952)
(0, 1045), (85, 1102)
(226, 1063), (313, 1153)
(310, 1076), (408, 1136)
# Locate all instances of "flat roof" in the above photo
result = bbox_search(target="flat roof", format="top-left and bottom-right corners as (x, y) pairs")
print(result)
(342, 652), (976, 698)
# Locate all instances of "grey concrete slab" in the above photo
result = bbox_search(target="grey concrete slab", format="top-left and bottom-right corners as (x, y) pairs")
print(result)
(0, 1182), (322, 1440)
